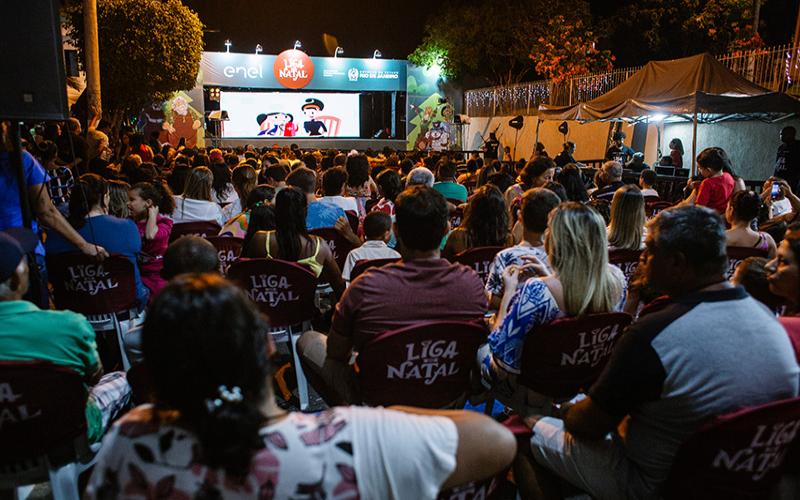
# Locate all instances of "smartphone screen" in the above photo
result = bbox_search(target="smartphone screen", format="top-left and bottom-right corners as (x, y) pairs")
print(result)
(772, 183), (780, 199)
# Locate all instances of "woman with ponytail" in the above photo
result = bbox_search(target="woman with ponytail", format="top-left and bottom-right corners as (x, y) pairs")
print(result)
(46, 173), (149, 307)
(128, 181), (176, 297)
(86, 273), (515, 498)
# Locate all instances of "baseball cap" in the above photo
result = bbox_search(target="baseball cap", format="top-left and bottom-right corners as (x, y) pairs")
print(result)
(0, 228), (38, 282)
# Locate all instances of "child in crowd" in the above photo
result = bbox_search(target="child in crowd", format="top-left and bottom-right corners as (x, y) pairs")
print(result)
(639, 168), (659, 197)
(128, 181), (175, 298)
(341, 211), (400, 283)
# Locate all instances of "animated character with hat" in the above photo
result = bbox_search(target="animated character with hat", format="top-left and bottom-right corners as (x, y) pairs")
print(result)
(301, 98), (327, 137)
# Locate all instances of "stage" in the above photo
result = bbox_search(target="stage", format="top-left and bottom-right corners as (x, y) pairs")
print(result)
(207, 137), (408, 151)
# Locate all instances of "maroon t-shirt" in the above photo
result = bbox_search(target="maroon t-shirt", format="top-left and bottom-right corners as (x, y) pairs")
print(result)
(332, 258), (488, 349)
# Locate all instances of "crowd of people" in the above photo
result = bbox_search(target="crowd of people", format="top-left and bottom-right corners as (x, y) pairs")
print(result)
(2, 118), (800, 499)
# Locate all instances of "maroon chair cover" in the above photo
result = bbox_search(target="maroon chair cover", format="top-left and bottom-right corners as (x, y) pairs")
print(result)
(356, 320), (487, 408)
(663, 397), (800, 500)
(519, 312), (633, 400)
(608, 248), (643, 284)
(308, 227), (356, 272)
(646, 200), (673, 218)
(169, 220), (222, 243)
(449, 206), (464, 230)
(47, 253), (137, 315)
(344, 210), (359, 234)
(206, 236), (243, 274)
(725, 246), (769, 280)
(0, 361), (87, 463)
(349, 257), (400, 282)
(452, 246), (505, 284)
(226, 258), (318, 328)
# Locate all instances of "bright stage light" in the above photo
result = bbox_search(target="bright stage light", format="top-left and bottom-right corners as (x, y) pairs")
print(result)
(255, 44), (262, 55)
(224, 39), (232, 53)
(373, 49), (382, 59)
(335, 46), (344, 58)
(651, 113), (667, 122)
(293, 40), (302, 50)
(425, 62), (442, 78)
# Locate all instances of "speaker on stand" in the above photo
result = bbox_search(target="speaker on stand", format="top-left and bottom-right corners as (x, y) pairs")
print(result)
(508, 115), (524, 161)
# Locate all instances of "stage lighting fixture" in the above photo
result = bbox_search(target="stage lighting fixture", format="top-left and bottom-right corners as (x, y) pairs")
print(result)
(255, 44), (262, 55)
(651, 113), (667, 122)
(224, 39), (232, 53)
(373, 49), (382, 59)
(335, 46), (344, 58)
(293, 40), (302, 50)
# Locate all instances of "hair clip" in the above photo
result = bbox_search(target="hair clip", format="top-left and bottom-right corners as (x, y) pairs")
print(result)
(218, 385), (243, 403)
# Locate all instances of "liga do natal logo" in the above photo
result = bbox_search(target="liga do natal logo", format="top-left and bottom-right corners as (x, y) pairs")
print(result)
(274, 49), (314, 89)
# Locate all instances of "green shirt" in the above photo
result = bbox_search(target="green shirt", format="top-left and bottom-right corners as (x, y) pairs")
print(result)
(0, 300), (103, 441)
(433, 181), (468, 203)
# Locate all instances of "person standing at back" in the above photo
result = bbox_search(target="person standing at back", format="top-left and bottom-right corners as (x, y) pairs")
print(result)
(774, 126), (800, 192)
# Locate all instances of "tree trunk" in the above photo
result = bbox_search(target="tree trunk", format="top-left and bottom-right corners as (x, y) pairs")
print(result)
(83, 0), (102, 125)
(753, 0), (761, 36)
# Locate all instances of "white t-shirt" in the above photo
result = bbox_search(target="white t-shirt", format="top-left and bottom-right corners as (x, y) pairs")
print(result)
(320, 195), (359, 214)
(212, 182), (238, 205)
(85, 405), (458, 500)
(640, 187), (659, 198)
(172, 195), (226, 226)
(221, 198), (243, 223)
(772, 197), (792, 218)
(342, 240), (401, 281)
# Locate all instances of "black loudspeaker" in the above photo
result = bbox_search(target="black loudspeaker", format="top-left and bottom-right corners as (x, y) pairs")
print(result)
(0, 0), (69, 120)
(508, 115), (523, 130)
(558, 121), (569, 135)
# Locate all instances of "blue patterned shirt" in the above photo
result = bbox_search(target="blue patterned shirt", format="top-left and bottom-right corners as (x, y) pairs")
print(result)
(485, 244), (550, 298)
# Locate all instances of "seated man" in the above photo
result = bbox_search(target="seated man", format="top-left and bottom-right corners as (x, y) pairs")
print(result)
(486, 188), (561, 310)
(589, 161), (625, 202)
(286, 166), (345, 230)
(298, 186), (488, 404)
(433, 161), (468, 203)
(0, 229), (131, 444)
(517, 206), (800, 499)
(320, 166), (359, 213)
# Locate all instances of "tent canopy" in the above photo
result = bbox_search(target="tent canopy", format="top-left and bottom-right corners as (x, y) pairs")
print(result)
(538, 53), (800, 122)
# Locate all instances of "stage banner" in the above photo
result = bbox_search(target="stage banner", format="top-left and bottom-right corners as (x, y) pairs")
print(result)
(201, 50), (406, 92)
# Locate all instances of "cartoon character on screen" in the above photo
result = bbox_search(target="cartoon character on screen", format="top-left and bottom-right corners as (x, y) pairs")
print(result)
(163, 93), (202, 148)
(301, 98), (327, 137)
(257, 113), (275, 136)
(425, 121), (451, 151)
(283, 113), (298, 137)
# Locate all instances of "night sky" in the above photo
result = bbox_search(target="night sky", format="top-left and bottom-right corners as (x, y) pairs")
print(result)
(185, 0), (799, 62)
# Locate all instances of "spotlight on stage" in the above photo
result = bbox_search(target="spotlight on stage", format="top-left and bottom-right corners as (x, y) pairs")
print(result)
(373, 49), (382, 59)
(255, 44), (262, 55)
(335, 46), (344, 58)
(224, 39), (232, 53)
(293, 40), (302, 50)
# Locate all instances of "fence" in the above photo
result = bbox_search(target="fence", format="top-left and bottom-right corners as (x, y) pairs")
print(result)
(465, 44), (800, 117)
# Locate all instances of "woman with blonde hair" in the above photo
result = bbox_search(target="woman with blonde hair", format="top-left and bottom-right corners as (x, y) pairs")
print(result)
(484, 202), (626, 378)
(172, 166), (225, 225)
(608, 184), (646, 250)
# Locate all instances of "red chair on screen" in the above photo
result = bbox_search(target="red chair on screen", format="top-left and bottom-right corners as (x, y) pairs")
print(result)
(725, 246), (769, 280)
(226, 258), (318, 410)
(309, 227), (356, 272)
(47, 253), (138, 371)
(169, 220), (221, 243)
(519, 312), (633, 400)
(662, 397), (800, 500)
(0, 361), (94, 499)
(452, 246), (505, 284)
(317, 116), (341, 137)
(349, 257), (400, 282)
(355, 320), (487, 408)
(206, 236), (243, 274)
(608, 248), (643, 285)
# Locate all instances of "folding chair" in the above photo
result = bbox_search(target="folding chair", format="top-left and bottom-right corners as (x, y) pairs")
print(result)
(726, 246), (769, 280)
(356, 320), (487, 408)
(0, 361), (95, 500)
(309, 227), (356, 272)
(646, 200), (674, 218)
(227, 258), (318, 410)
(662, 397), (800, 500)
(206, 236), (243, 274)
(608, 248), (643, 285)
(349, 257), (400, 282)
(169, 220), (221, 243)
(451, 246), (505, 284)
(47, 253), (138, 372)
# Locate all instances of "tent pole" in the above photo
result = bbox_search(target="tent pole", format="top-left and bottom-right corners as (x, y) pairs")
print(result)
(535, 118), (541, 152)
(691, 111), (698, 176)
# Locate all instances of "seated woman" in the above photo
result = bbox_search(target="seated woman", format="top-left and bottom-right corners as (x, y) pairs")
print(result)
(483, 203), (625, 386)
(608, 184), (646, 251)
(85, 274), (515, 499)
(46, 173), (149, 308)
(503, 157), (556, 220)
(172, 166), (225, 226)
(221, 164), (258, 223)
(443, 186), (511, 260)
(726, 190), (777, 259)
(242, 187), (345, 299)
(556, 164), (589, 203)
(128, 181), (175, 298)
(219, 185), (275, 238)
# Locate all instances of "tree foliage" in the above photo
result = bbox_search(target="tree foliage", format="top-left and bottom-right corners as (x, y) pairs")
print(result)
(409, 0), (593, 87)
(64, 0), (203, 118)
(530, 16), (614, 83)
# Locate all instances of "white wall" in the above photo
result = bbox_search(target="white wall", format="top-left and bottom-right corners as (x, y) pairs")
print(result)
(466, 116), (800, 181)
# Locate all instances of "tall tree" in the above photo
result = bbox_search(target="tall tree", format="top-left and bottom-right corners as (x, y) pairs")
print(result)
(64, 0), (203, 128)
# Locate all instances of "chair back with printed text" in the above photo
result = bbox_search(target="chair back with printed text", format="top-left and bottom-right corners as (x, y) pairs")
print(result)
(608, 248), (643, 285)
(309, 227), (355, 271)
(356, 321), (487, 408)
(169, 220), (221, 243)
(725, 246), (769, 280)
(206, 236), (243, 274)
(350, 257), (400, 282)
(452, 246), (505, 284)
(47, 253), (137, 315)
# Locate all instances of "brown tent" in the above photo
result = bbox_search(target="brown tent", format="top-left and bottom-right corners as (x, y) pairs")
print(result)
(538, 53), (800, 122)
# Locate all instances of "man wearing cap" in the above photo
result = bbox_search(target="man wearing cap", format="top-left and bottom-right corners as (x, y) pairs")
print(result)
(302, 98), (327, 137)
(0, 229), (130, 443)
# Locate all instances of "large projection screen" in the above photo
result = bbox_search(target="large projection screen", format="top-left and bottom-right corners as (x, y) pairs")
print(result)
(220, 91), (360, 138)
